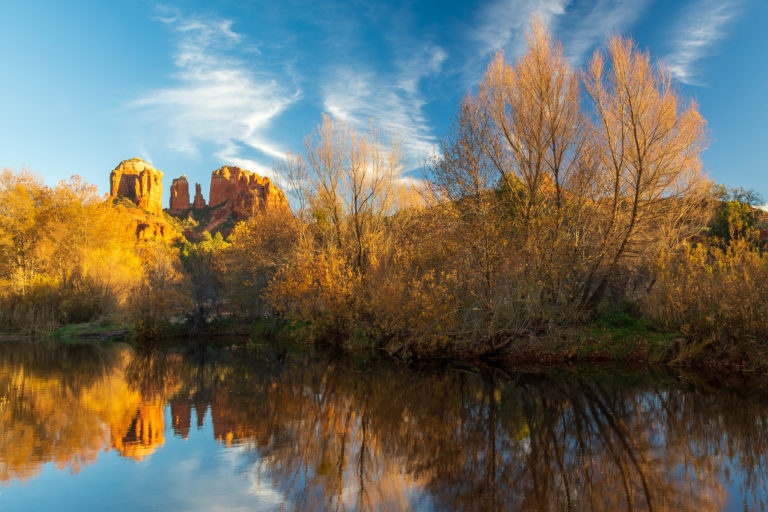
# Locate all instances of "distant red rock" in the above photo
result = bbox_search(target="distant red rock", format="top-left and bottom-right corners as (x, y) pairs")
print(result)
(169, 175), (190, 212)
(208, 166), (288, 219)
(110, 200), (179, 243)
(192, 183), (206, 209)
(109, 158), (163, 216)
(135, 219), (175, 241)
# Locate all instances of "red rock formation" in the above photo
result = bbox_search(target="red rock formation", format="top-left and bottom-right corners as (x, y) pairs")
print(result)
(109, 158), (164, 216)
(192, 183), (206, 209)
(169, 175), (190, 211)
(135, 220), (174, 241)
(111, 201), (179, 243)
(208, 166), (288, 219)
(110, 401), (165, 460)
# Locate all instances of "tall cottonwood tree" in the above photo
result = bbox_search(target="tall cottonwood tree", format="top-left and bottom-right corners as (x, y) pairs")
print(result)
(582, 36), (707, 306)
(298, 113), (401, 277)
(266, 114), (402, 337)
(0, 170), (52, 293)
(431, 21), (707, 334)
(428, 20), (593, 344)
(477, 20), (587, 225)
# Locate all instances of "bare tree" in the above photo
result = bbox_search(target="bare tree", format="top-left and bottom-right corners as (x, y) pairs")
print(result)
(477, 19), (586, 226)
(303, 113), (401, 276)
(581, 36), (707, 306)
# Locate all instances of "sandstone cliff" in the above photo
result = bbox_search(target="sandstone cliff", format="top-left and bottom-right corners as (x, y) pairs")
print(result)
(169, 175), (190, 212)
(109, 158), (164, 216)
(192, 183), (206, 209)
(163, 165), (290, 239)
(208, 166), (289, 219)
(110, 198), (179, 242)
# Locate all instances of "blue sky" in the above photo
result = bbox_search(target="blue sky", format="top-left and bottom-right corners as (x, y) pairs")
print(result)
(1, 0), (766, 206)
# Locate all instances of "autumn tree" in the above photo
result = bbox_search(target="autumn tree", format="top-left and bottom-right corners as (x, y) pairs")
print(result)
(410, 20), (710, 354)
(426, 20), (592, 348)
(0, 169), (52, 294)
(581, 36), (707, 306)
(0, 170), (146, 332)
(179, 232), (229, 330)
(220, 209), (301, 317)
(291, 114), (400, 276)
(129, 239), (188, 340)
(476, 20), (587, 225)
(267, 114), (402, 339)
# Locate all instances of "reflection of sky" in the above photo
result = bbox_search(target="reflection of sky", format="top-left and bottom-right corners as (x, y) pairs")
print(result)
(722, 451), (767, 511)
(0, 407), (285, 511)
(2, 368), (768, 511)
(236, 416), (436, 511)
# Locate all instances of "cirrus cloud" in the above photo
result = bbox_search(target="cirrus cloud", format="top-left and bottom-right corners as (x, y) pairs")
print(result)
(132, 9), (299, 170)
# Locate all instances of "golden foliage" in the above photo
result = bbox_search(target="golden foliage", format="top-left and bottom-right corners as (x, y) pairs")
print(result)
(219, 209), (301, 317)
(128, 240), (188, 340)
(0, 169), (182, 335)
(252, 22), (713, 355)
(644, 239), (768, 346)
(267, 244), (359, 337)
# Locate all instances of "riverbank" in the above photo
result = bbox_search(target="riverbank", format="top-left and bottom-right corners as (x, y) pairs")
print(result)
(6, 309), (766, 375)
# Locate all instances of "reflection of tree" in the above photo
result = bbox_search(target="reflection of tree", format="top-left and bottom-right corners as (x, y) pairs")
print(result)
(3, 343), (768, 511)
(0, 342), (179, 482)
(200, 362), (762, 511)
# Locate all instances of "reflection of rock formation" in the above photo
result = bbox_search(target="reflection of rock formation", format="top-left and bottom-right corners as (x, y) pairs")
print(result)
(109, 158), (163, 216)
(171, 398), (191, 439)
(208, 166), (288, 219)
(169, 175), (190, 212)
(110, 402), (165, 461)
(3, 341), (768, 511)
(194, 401), (208, 429)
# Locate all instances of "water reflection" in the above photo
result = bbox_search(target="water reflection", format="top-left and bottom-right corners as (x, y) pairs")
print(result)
(1, 340), (768, 511)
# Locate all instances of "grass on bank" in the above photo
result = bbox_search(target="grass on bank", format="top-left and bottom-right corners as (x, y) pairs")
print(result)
(52, 321), (130, 343)
(11, 299), (767, 374)
(573, 308), (680, 363)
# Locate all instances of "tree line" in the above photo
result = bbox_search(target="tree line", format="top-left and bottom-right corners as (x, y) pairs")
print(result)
(2, 22), (767, 361)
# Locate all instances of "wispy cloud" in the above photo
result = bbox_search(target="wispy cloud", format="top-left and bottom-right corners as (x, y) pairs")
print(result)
(132, 8), (298, 172)
(664, 0), (739, 85)
(467, 0), (647, 83)
(555, 0), (650, 66)
(473, 0), (568, 58)
(322, 44), (447, 170)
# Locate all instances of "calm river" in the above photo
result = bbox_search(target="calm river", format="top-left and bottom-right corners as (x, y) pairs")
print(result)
(1, 339), (767, 511)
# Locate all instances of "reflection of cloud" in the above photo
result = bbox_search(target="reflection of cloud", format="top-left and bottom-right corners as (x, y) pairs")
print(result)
(322, 45), (446, 170)
(132, 9), (298, 166)
(250, 463), (289, 505)
(664, 0), (738, 85)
